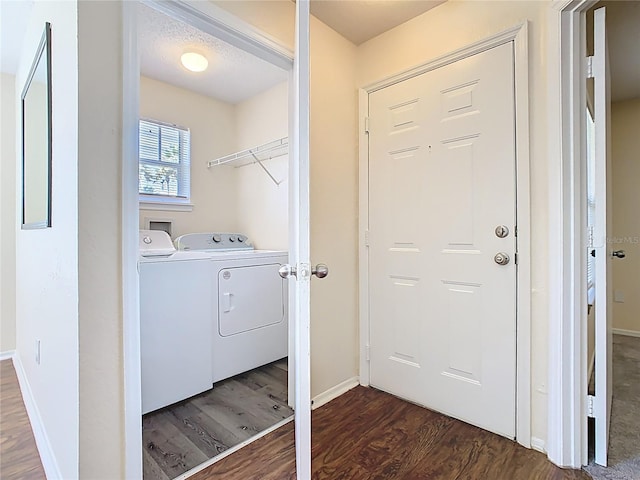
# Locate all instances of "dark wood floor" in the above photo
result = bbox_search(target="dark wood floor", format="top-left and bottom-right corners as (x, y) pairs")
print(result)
(190, 386), (591, 480)
(0, 359), (46, 480)
(143, 359), (293, 479)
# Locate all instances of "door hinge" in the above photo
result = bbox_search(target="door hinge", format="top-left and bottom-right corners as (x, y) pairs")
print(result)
(586, 56), (594, 79)
(587, 394), (595, 418)
(514, 252), (519, 265)
(364, 230), (370, 247)
(364, 116), (370, 134)
(366, 344), (370, 361)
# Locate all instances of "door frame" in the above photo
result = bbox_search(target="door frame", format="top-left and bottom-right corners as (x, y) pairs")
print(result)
(357, 22), (532, 448)
(545, 0), (598, 469)
(121, 1), (295, 477)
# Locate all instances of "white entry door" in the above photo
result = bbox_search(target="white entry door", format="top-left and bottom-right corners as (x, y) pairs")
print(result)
(368, 42), (517, 438)
(592, 6), (612, 467)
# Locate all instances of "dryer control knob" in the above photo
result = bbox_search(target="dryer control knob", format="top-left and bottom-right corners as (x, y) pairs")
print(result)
(212, 234), (222, 243)
(236, 236), (243, 243)
(229, 236), (235, 242)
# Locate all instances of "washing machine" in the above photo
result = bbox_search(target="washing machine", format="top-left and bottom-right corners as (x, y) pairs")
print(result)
(139, 230), (213, 414)
(174, 233), (288, 383)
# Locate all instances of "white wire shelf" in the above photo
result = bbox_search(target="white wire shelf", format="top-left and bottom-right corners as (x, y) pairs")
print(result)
(207, 137), (289, 168)
(207, 137), (288, 186)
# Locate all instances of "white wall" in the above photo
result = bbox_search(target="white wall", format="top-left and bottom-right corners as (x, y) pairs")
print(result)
(611, 98), (640, 334)
(15, 3), (79, 478)
(235, 81), (289, 250)
(0, 73), (16, 353)
(138, 76), (238, 238)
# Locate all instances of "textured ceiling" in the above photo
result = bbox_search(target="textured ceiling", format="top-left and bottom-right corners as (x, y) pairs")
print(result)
(310, 0), (446, 45)
(137, 3), (288, 104)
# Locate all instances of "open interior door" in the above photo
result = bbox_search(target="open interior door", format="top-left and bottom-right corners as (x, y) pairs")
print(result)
(286, 0), (312, 477)
(592, 5), (612, 467)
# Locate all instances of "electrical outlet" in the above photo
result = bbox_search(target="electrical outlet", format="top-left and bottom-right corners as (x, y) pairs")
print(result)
(614, 290), (625, 303)
(35, 340), (41, 365)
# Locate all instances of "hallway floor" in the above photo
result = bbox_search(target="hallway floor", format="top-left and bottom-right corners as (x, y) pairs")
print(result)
(0, 359), (46, 480)
(585, 334), (640, 480)
(190, 385), (590, 480)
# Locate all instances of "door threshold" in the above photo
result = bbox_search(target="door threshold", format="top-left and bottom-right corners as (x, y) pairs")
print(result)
(177, 416), (295, 480)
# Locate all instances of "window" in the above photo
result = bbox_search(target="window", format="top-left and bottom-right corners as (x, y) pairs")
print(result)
(139, 119), (191, 205)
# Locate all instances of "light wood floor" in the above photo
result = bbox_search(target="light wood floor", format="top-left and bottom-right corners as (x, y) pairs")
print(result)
(143, 358), (293, 479)
(190, 386), (592, 480)
(0, 359), (46, 480)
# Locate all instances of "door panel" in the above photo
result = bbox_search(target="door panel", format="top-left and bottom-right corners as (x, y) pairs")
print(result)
(292, 0), (311, 478)
(593, 6), (612, 467)
(369, 42), (517, 438)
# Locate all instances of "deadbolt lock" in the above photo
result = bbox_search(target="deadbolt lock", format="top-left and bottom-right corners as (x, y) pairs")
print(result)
(495, 225), (509, 238)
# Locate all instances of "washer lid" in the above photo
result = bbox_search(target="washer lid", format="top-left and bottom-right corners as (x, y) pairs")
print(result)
(139, 230), (176, 257)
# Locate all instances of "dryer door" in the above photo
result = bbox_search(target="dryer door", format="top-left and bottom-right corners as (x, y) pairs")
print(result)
(218, 263), (285, 336)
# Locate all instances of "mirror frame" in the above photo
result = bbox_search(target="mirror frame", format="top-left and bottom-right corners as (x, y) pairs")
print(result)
(21, 22), (52, 230)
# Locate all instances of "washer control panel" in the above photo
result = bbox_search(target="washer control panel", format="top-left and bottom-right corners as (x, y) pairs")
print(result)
(175, 233), (253, 251)
(139, 230), (176, 257)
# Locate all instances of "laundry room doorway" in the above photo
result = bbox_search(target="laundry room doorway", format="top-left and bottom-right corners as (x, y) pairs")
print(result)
(121, 1), (312, 479)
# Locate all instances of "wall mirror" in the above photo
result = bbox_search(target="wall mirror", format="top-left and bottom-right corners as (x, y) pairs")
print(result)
(21, 22), (52, 229)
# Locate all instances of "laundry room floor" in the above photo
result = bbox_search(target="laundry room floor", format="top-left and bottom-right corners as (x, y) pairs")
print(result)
(142, 358), (292, 479)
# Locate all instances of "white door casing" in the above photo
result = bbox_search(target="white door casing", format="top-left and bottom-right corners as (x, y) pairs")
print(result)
(592, 5), (612, 467)
(368, 42), (517, 438)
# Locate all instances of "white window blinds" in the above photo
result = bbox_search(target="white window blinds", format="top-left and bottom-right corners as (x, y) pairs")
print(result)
(139, 119), (191, 200)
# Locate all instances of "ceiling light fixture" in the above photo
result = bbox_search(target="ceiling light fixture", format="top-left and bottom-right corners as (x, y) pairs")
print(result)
(181, 52), (208, 72)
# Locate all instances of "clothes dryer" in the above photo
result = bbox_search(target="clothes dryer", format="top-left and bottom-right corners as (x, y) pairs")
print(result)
(174, 233), (288, 383)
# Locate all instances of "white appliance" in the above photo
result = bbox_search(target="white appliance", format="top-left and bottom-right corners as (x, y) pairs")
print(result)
(174, 233), (288, 383)
(139, 230), (213, 414)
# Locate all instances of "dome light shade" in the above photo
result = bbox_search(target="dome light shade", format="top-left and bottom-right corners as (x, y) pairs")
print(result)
(181, 52), (208, 72)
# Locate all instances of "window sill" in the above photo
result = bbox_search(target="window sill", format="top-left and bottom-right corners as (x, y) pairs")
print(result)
(139, 199), (194, 212)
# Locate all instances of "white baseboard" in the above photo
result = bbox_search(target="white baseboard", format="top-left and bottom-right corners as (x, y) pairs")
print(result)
(12, 354), (62, 480)
(531, 436), (546, 454)
(311, 376), (359, 410)
(588, 349), (596, 382)
(0, 349), (15, 361)
(612, 328), (640, 338)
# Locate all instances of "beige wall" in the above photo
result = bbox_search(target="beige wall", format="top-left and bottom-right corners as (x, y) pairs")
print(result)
(309, 16), (359, 396)
(139, 76), (238, 238)
(16, 2), (80, 477)
(611, 98), (640, 334)
(235, 81), (289, 250)
(78, 2), (124, 477)
(0, 73), (16, 353)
